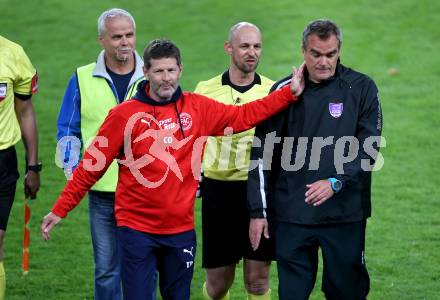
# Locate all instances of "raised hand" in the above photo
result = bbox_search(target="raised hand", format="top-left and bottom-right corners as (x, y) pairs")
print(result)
(290, 63), (306, 96)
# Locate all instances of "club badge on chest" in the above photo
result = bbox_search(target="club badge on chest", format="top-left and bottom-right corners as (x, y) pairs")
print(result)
(329, 102), (343, 118)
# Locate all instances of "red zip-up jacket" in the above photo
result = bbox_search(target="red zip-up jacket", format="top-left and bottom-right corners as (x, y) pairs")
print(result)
(52, 80), (297, 234)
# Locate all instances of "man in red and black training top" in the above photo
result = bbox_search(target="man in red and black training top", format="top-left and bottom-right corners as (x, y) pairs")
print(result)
(41, 39), (304, 300)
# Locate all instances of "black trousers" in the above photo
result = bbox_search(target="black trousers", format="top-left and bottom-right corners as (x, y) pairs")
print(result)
(275, 221), (370, 300)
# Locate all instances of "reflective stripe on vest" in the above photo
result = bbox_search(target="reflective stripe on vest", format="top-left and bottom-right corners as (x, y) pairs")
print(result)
(77, 63), (140, 191)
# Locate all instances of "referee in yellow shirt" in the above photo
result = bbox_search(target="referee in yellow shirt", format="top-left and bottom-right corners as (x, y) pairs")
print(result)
(195, 22), (275, 300)
(0, 35), (40, 300)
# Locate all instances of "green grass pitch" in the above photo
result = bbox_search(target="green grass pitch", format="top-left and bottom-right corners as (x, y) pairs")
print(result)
(2, 0), (439, 299)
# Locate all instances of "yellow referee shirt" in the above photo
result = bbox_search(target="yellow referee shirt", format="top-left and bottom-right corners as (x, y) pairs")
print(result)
(195, 72), (273, 181)
(0, 36), (38, 150)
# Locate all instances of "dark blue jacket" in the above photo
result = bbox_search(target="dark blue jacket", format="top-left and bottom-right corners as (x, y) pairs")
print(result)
(247, 63), (383, 224)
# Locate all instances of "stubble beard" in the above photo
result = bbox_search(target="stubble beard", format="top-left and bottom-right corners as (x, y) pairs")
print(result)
(234, 57), (259, 74)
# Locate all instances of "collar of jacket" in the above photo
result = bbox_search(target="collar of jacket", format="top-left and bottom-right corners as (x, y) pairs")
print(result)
(305, 60), (343, 89)
(91, 50), (144, 87)
(221, 70), (261, 88)
(132, 80), (183, 106)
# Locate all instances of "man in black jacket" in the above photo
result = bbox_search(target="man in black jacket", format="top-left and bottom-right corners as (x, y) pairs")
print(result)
(247, 19), (383, 300)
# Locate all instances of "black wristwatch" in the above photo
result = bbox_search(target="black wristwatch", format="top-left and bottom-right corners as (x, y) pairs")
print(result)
(27, 163), (43, 173)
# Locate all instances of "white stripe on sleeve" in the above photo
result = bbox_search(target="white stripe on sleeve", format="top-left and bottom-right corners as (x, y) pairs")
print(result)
(258, 158), (267, 218)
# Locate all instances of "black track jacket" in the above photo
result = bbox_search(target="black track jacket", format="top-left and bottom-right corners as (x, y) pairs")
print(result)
(247, 63), (383, 224)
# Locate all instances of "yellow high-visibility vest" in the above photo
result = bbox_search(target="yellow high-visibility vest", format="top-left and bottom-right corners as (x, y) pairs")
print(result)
(77, 63), (140, 191)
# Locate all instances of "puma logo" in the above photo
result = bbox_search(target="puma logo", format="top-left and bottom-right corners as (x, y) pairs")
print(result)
(183, 247), (194, 257)
(141, 119), (151, 127)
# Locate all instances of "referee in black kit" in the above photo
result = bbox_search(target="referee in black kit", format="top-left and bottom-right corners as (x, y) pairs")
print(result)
(247, 19), (383, 300)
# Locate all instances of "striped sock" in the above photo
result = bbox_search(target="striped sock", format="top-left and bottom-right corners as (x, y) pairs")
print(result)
(247, 288), (271, 300)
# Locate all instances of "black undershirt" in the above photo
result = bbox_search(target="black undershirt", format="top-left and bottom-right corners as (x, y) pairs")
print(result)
(106, 67), (135, 102)
(221, 70), (261, 93)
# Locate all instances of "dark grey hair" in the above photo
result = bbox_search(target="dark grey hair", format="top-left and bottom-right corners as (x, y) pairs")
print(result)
(302, 19), (342, 50)
(143, 39), (181, 69)
(97, 8), (136, 36)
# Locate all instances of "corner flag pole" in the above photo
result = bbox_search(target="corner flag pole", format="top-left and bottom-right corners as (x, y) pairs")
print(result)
(23, 195), (31, 275)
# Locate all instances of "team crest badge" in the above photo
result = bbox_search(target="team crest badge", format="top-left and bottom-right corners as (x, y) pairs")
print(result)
(329, 102), (343, 118)
(179, 112), (193, 131)
(31, 73), (39, 94)
(0, 83), (7, 101)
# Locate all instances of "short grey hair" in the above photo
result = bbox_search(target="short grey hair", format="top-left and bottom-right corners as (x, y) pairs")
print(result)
(97, 8), (136, 36)
(228, 22), (261, 43)
(302, 19), (342, 50)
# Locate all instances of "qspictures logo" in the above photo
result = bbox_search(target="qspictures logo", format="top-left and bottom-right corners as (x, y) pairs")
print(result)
(55, 114), (386, 188)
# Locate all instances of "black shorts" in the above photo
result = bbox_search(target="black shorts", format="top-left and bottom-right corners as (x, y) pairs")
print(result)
(0, 146), (19, 230)
(201, 177), (275, 268)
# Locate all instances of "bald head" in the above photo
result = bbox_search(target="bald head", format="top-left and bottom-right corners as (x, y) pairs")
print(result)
(228, 22), (261, 43)
(225, 22), (262, 77)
